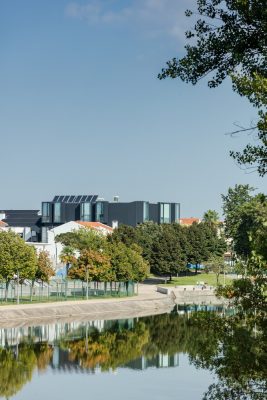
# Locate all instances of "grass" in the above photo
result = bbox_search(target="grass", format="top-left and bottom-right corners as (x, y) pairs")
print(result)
(161, 273), (233, 287)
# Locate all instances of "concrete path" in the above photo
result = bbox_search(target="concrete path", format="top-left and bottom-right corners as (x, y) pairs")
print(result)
(0, 284), (174, 328)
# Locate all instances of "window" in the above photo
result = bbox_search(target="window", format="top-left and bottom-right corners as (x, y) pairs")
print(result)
(175, 203), (180, 222)
(160, 203), (171, 224)
(41, 227), (48, 243)
(95, 202), (104, 222)
(42, 202), (50, 223)
(54, 203), (62, 223)
(80, 202), (92, 221)
(143, 202), (149, 222)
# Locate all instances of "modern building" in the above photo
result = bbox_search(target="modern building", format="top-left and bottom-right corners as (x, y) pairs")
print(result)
(40, 195), (180, 242)
(0, 210), (41, 241)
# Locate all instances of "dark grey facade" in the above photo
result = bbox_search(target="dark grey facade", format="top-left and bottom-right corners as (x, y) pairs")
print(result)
(40, 195), (180, 241)
(0, 210), (41, 242)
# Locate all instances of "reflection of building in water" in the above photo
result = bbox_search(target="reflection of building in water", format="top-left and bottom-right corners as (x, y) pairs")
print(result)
(0, 318), (134, 347)
(125, 353), (179, 370)
(50, 346), (179, 372)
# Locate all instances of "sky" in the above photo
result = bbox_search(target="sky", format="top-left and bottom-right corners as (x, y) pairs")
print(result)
(0, 0), (266, 217)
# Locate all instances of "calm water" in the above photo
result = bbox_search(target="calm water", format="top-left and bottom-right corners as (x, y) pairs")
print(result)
(0, 305), (265, 400)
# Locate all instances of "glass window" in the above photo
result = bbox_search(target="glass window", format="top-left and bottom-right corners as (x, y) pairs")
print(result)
(143, 202), (149, 222)
(175, 203), (180, 222)
(160, 203), (171, 224)
(54, 203), (62, 223)
(42, 202), (50, 223)
(41, 227), (48, 243)
(95, 202), (104, 222)
(80, 202), (92, 221)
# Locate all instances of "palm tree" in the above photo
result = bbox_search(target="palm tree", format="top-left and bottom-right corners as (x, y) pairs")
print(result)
(203, 209), (220, 227)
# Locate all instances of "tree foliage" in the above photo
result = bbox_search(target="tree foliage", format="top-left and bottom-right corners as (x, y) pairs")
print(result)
(158, 0), (267, 175)
(35, 250), (55, 283)
(0, 231), (37, 295)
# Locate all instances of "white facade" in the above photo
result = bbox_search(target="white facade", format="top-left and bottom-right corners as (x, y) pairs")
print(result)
(28, 221), (113, 268)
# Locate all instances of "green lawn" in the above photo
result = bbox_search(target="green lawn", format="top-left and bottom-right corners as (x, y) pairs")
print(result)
(161, 273), (233, 287)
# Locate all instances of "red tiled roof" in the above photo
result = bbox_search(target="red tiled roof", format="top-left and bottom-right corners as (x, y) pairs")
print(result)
(0, 220), (8, 227)
(76, 221), (113, 232)
(180, 218), (201, 226)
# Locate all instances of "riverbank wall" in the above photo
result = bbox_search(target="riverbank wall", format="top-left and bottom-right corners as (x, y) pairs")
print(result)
(157, 286), (228, 305)
(0, 294), (175, 328)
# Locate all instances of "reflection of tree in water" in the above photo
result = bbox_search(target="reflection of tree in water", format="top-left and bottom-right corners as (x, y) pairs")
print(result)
(0, 310), (266, 399)
(0, 343), (53, 399)
(188, 313), (267, 400)
(62, 321), (149, 370)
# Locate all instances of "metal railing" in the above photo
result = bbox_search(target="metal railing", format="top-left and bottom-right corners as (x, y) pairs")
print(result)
(0, 279), (136, 304)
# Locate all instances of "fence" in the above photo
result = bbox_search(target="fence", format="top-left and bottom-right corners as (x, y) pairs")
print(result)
(0, 279), (136, 304)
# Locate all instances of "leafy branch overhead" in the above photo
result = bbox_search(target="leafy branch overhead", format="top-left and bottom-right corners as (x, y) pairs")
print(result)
(159, 0), (267, 176)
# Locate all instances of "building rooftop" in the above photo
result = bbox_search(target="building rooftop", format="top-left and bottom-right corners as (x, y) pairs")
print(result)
(76, 221), (113, 233)
(52, 195), (98, 203)
(180, 218), (201, 226)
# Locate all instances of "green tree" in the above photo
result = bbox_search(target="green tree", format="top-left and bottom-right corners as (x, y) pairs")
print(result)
(0, 231), (37, 301)
(36, 250), (55, 283)
(108, 224), (138, 247)
(205, 254), (226, 285)
(56, 229), (107, 252)
(59, 246), (77, 276)
(186, 223), (211, 273)
(203, 210), (220, 227)
(149, 224), (187, 279)
(158, 0), (267, 176)
(69, 250), (113, 282)
(135, 222), (163, 264)
(222, 184), (254, 241)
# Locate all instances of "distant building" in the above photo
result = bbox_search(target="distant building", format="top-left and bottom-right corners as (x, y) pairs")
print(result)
(179, 217), (201, 226)
(40, 195), (180, 242)
(0, 210), (40, 241)
(28, 220), (114, 266)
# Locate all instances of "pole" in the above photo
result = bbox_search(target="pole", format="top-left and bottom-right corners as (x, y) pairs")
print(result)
(17, 271), (19, 304)
(86, 266), (89, 300)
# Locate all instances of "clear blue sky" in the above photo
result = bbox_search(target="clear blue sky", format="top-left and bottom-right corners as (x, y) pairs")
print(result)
(0, 0), (265, 217)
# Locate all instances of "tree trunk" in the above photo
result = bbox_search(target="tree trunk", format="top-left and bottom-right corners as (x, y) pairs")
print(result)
(5, 280), (10, 302)
(30, 279), (34, 302)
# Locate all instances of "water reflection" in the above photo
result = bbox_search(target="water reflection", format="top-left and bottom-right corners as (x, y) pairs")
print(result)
(0, 304), (266, 399)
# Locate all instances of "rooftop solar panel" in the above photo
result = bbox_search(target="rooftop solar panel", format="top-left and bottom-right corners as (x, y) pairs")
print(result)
(51, 195), (98, 203)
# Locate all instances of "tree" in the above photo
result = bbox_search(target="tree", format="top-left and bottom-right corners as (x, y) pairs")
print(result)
(149, 224), (187, 279)
(56, 229), (107, 252)
(36, 250), (55, 283)
(186, 223), (211, 273)
(235, 193), (267, 260)
(205, 254), (226, 285)
(69, 249), (113, 283)
(202, 210), (220, 227)
(59, 246), (77, 276)
(108, 224), (138, 247)
(135, 222), (163, 264)
(219, 189), (267, 312)
(0, 231), (37, 301)
(158, 0), (267, 175)
(108, 242), (149, 282)
(222, 184), (254, 241)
